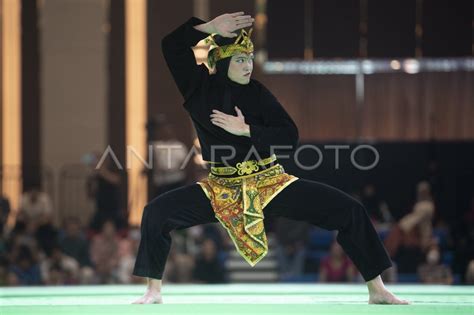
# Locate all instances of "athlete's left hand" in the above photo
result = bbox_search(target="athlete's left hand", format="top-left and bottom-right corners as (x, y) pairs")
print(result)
(210, 106), (250, 137)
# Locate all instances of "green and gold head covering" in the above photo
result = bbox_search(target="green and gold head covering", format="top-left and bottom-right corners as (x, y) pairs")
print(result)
(205, 28), (254, 69)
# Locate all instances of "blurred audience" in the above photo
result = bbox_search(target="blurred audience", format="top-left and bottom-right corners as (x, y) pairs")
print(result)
(384, 181), (435, 272)
(275, 217), (309, 279)
(163, 245), (195, 283)
(8, 245), (42, 285)
(0, 176), (471, 287)
(319, 241), (357, 283)
(59, 217), (91, 267)
(465, 260), (474, 284)
(40, 246), (80, 285)
(361, 184), (394, 225)
(86, 155), (125, 231)
(19, 184), (53, 225)
(0, 195), (11, 236)
(116, 229), (143, 284)
(192, 238), (226, 283)
(452, 195), (474, 283)
(0, 255), (10, 285)
(399, 181), (435, 250)
(34, 213), (59, 257)
(90, 220), (120, 284)
(149, 122), (188, 197)
(418, 243), (453, 284)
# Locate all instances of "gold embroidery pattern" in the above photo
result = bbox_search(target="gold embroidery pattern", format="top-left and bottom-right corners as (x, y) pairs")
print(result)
(197, 163), (299, 266)
(236, 160), (259, 175)
(210, 154), (277, 177)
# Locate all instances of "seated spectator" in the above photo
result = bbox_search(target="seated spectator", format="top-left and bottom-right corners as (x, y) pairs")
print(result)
(40, 246), (80, 285)
(203, 224), (225, 252)
(418, 243), (453, 284)
(35, 213), (59, 257)
(192, 238), (226, 283)
(465, 260), (474, 284)
(163, 245), (195, 283)
(399, 181), (435, 250)
(19, 184), (53, 225)
(8, 211), (28, 239)
(7, 222), (40, 256)
(361, 184), (394, 225)
(149, 122), (188, 197)
(90, 220), (120, 283)
(0, 195), (11, 236)
(47, 263), (67, 286)
(380, 263), (398, 283)
(86, 155), (125, 231)
(59, 216), (91, 267)
(0, 255), (10, 286)
(319, 241), (357, 283)
(116, 228), (143, 284)
(274, 217), (309, 279)
(451, 194), (474, 284)
(9, 245), (42, 285)
(384, 181), (435, 272)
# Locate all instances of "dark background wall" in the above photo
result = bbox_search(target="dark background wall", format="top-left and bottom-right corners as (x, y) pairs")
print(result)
(256, 72), (473, 142)
(267, 0), (473, 58)
(280, 141), (474, 226)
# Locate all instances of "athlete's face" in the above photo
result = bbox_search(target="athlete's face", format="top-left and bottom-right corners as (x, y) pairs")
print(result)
(227, 53), (254, 85)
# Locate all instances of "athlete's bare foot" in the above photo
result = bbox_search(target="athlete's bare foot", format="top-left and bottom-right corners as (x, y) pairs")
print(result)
(368, 289), (410, 305)
(132, 278), (163, 304)
(132, 289), (163, 304)
(367, 275), (411, 305)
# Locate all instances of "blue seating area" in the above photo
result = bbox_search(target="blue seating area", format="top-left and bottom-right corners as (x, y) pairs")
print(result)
(433, 228), (449, 249)
(280, 273), (319, 283)
(299, 227), (455, 284)
(397, 273), (420, 283)
(308, 229), (336, 249)
(221, 226), (456, 284)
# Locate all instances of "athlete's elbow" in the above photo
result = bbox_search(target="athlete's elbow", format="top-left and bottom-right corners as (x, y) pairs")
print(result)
(161, 35), (173, 58)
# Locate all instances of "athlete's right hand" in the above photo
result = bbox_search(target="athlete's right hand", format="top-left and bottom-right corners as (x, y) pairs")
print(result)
(209, 12), (254, 38)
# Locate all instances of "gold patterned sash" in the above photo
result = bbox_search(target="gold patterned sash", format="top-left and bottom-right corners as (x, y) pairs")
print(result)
(197, 163), (299, 266)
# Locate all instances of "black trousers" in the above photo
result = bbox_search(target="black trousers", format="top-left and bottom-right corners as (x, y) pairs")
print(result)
(132, 177), (392, 282)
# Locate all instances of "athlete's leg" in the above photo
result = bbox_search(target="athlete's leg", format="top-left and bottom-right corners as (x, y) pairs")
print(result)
(264, 178), (409, 304)
(132, 183), (216, 303)
(264, 178), (390, 280)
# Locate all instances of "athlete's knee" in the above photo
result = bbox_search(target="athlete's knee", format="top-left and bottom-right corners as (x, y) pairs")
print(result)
(141, 203), (156, 231)
(339, 198), (369, 229)
(349, 196), (368, 213)
(141, 203), (152, 222)
(350, 199), (371, 223)
(142, 196), (171, 230)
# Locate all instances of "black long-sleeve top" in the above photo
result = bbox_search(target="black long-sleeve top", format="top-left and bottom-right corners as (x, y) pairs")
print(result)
(162, 17), (299, 165)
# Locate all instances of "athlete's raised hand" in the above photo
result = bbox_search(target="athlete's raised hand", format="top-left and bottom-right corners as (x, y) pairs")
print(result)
(209, 12), (254, 38)
(194, 12), (254, 38)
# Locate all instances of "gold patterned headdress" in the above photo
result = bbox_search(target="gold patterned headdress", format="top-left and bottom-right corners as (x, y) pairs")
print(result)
(205, 28), (254, 69)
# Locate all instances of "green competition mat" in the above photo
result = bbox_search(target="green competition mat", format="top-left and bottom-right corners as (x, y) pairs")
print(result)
(1, 284), (473, 315)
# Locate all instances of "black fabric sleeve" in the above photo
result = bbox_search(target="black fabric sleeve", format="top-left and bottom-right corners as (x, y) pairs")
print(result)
(249, 84), (299, 153)
(161, 17), (211, 101)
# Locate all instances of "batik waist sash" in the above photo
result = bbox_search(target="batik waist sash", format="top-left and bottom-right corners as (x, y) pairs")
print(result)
(196, 162), (299, 266)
